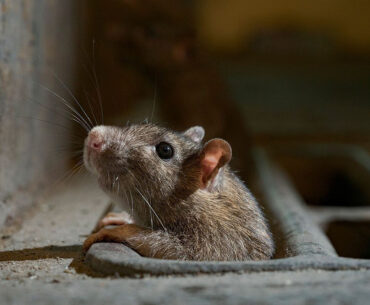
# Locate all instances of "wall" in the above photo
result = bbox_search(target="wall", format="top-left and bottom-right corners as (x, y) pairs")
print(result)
(0, 1), (80, 227)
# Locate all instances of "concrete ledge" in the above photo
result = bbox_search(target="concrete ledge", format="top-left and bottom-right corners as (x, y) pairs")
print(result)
(85, 243), (370, 277)
(254, 149), (338, 257)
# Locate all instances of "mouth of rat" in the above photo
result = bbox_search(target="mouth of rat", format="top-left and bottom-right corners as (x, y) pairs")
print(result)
(85, 148), (123, 175)
(96, 171), (123, 192)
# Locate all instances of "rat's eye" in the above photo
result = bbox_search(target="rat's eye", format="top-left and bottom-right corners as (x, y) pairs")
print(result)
(156, 142), (174, 159)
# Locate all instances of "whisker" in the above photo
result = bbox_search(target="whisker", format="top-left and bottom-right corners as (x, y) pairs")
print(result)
(84, 90), (99, 126)
(50, 69), (94, 129)
(113, 175), (118, 189)
(92, 39), (104, 124)
(48, 147), (83, 157)
(81, 42), (104, 126)
(135, 187), (167, 232)
(123, 189), (130, 213)
(81, 63), (102, 124)
(39, 84), (91, 132)
(145, 184), (154, 230)
(51, 160), (84, 191)
(12, 114), (74, 133)
(27, 98), (91, 132)
(150, 76), (157, 123)
(129, 189), (134, 218)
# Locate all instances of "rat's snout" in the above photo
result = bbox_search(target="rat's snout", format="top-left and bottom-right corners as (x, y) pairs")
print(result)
(87, 127), (106, 152)
(88, 132), (103, 151)
(84, 125), (129, 179)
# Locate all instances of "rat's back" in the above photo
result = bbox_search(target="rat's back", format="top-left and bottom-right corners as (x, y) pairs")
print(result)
(174, 167), (274, 261)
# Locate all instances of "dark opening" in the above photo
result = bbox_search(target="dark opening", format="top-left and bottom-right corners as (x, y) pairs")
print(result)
(276, 154), (370, 207)
(326, 220), (370, 259)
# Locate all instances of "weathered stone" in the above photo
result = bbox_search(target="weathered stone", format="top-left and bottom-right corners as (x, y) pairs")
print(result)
(0, 0), (79, 228)
(1, 270), (370, 305)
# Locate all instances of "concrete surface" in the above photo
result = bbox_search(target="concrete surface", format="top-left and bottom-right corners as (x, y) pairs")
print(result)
(0, 174), (110, 281)
(1, 268), (370, 305)
(1, 162), (370, 304)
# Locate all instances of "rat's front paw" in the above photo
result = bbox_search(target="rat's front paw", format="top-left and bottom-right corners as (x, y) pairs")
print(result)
(83, 224), (137, 254)
(83, 230), (107, 253)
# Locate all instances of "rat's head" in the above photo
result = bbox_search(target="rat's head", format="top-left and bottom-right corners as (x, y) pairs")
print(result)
(84, 123), (232, 207)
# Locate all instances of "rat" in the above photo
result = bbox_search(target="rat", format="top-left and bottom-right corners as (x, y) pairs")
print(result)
(82, 123), (274, 261)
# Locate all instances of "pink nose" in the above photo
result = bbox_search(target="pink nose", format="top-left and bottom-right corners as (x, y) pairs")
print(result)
(87, 131), (104, 151)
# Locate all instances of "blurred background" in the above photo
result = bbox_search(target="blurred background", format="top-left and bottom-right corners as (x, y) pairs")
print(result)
(0, 0), (369, 237)
(83, 0), (370, 140)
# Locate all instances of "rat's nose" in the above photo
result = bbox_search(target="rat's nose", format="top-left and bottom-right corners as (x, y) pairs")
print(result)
(87, 129), (105, 152)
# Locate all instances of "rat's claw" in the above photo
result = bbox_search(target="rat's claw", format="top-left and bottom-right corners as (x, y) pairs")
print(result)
(94, 211), (133, 232)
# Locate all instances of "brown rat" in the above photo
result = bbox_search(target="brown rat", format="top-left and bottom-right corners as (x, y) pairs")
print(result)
(83, 123), (274, 261)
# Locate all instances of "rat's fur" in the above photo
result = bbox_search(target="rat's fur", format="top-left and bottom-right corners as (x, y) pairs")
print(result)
(83, 123), (274, 261)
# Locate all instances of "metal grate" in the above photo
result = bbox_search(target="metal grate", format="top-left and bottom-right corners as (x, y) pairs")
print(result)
(85, 145), (370, 276)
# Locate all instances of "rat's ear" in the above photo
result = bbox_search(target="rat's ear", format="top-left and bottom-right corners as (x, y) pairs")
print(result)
(183, 126), (205, 143)
(199, 139), (232, 191)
